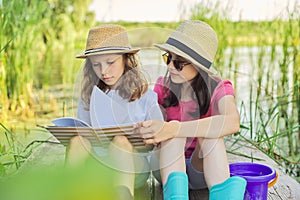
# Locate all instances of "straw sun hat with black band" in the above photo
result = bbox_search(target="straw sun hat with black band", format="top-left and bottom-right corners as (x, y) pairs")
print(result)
(76, 24), (139, 58)
(155, 20), (219, 75)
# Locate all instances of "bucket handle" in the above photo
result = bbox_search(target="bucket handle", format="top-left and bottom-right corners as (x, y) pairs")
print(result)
(268, 171), (278, 188)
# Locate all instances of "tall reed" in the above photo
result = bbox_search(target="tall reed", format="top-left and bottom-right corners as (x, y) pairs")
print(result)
(0, 122), (23, 175)
(0, 0), (95, 123)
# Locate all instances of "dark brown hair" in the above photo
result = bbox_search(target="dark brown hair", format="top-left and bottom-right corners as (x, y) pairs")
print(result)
(162, 69), (219, 118)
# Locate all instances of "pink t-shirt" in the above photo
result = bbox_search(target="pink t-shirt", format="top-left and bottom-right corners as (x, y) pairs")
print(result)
(153, 76), (235, 158)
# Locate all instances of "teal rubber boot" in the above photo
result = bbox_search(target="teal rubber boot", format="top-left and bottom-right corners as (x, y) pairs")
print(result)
(163, 172), (189, 200)
(209, 176), (247, 200)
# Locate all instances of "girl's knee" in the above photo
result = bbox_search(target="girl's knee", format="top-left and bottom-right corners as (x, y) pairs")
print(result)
(198, 138), (225, 156)
(161, 137), (186, 148)
(66, 136), (92, 167)
(112, 135), (133, 151)
(199, 138), (224, 148)
(69, 136), (91, 150)
(69, 135), (82, 145)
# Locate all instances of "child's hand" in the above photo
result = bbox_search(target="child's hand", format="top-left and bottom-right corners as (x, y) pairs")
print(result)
(134, 120), (180, 144)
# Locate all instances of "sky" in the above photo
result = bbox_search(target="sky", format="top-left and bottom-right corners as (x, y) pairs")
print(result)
(90, 0), (300, 22)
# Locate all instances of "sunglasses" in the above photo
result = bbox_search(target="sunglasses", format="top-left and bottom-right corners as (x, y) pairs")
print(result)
(162, 53), (191, 71)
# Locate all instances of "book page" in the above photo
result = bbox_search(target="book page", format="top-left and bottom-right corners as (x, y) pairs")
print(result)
(51, 117), (91, 127)
(89, 86), (131, 128)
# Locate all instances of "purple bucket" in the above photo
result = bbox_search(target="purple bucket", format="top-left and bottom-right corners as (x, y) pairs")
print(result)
(230, 162), (278, 200)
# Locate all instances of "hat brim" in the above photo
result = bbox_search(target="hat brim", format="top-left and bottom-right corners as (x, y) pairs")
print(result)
(154, 43), (217, 75)
(76, 48), (140, 59)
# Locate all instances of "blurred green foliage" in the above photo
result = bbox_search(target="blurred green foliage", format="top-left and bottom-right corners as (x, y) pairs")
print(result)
(0, 157), (117, 200)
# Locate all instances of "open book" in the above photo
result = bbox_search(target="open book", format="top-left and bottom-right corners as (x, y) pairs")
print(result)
(45, 86), (153, 152)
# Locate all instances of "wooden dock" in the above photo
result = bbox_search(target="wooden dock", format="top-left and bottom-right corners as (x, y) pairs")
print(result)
(19, 136), (300, 200)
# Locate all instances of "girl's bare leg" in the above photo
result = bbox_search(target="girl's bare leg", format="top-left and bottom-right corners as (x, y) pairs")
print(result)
(159, 138), (189, 200)
(190, 141), (204, 172)
(65, 136), (92, 167)
(159, 138), (187, 184)
(108, 135), (135, 197)
(196, 138), (247, 200)
(65, 135), (135, 199)
(195, 137), (229, 188)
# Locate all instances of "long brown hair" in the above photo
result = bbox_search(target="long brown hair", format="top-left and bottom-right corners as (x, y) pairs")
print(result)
(81, 53), (148, 110)
(162, 69), (219, 118)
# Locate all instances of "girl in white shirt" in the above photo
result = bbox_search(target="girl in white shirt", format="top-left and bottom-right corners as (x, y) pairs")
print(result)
(66, 24), (163, 200)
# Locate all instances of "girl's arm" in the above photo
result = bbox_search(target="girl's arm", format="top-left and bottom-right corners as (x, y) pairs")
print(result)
(178, 95), (240, 138)
(135, 95), (240, 144)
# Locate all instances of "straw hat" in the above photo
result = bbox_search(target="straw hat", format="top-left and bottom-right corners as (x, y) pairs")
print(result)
(155, 20), (218, 75)
(76, 24), (139, 58)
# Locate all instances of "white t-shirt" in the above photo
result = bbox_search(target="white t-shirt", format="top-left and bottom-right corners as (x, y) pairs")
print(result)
(77, 88), (163, 126)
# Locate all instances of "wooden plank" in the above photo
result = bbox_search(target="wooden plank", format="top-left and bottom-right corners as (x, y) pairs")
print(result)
(23, 132), (300, 199)
(226, 137), (300, 200)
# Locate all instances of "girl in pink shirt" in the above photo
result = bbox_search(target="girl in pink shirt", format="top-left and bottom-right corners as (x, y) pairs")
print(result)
(135, 20), (246, 200)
